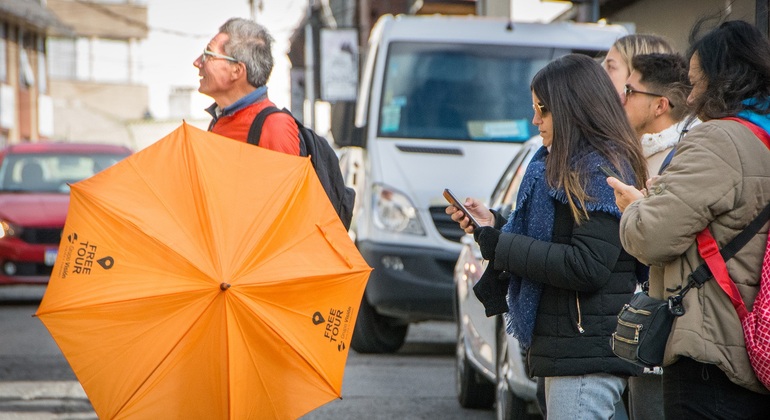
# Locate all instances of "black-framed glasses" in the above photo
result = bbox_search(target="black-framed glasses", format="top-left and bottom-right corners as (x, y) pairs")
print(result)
(201, 49), (239, 64)
(532, 102), (548, 116)
(624, 84), (674, 108)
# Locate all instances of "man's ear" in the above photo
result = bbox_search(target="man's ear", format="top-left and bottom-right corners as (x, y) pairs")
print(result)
(230, 62), (246, 82)
(654, 96), (671, 117)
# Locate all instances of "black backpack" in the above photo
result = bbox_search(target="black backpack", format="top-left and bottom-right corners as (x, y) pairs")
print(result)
(247, 106), (355, 230)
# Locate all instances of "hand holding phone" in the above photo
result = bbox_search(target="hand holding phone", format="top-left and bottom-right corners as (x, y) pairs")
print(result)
(443, 188), (480, 229)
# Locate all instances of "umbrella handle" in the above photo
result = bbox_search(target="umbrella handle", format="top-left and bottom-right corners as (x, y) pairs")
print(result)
(316, 223), (353, 269)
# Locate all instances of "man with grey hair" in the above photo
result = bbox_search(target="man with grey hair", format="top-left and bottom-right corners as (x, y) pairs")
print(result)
(194, 17), (300, 155)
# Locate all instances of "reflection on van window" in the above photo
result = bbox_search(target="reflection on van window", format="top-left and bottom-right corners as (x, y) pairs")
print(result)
(379, 42), (553, 142)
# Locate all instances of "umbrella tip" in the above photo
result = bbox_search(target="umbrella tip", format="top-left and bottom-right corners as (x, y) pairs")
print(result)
(220, 283), (231, 291)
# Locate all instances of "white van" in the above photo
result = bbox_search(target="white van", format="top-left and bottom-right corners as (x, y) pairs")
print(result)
(338, 14), (626, 353)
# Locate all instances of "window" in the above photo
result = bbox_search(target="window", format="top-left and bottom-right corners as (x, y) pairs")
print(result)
(0, 24), (6, 83)
(47, 37), (76, 80)
(92, 38), (129, 83)
(378, 42), (553, 142)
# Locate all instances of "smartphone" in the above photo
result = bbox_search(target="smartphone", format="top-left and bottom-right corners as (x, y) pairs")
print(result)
(443, 188), (480, 229)
(598, 164), (623, 181)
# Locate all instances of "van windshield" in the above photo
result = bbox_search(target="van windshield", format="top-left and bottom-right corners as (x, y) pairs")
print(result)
(378, 42), (555, 142)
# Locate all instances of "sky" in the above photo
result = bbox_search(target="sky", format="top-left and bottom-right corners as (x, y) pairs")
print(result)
(142, 0), (570, 121)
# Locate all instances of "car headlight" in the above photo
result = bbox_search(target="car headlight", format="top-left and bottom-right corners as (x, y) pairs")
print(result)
(0, 219), (22, 239)
(372, 184), (425, 235)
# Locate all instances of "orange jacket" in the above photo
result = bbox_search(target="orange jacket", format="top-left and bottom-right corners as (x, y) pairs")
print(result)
(209, 98), (300, 156)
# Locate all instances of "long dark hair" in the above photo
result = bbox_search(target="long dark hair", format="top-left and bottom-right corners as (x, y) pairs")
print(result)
(688, 19), (770, 119)
(531, 54), (647, 222)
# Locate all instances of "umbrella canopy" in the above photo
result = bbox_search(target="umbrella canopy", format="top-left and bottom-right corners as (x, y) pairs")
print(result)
(36, 123), (371, 419)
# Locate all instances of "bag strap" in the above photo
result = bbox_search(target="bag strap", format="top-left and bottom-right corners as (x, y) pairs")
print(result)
(246, 106), (308, 156)
(688, 116), (770, 319)
(246, 106), (285, 146)
(695, 214), (768, 320)
(722, 117), (770, 148)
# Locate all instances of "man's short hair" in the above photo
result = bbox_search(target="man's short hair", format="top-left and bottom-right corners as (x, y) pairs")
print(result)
(219, 18), (274, 88)
(632, 53), (692, 122)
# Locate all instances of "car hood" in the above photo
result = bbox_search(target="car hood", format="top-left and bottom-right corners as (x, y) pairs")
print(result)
(0, 193), (70, 226)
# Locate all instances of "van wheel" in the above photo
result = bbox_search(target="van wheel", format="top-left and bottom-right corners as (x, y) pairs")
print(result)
(350, 295), (408, 353)
(496, 325), (528, 420)
(456, 315), (495, 408)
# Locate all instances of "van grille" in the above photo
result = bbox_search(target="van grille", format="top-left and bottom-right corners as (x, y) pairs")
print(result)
(429, 207), (466, 243)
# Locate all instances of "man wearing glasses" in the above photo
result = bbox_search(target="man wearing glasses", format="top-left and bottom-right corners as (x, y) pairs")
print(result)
(621, 52), (695, 420)
(194, 18), (300, 155)
(622, 53), (695, 176)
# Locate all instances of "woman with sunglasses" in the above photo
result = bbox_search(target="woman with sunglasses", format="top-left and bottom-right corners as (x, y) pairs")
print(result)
(447, 53), (647, 418)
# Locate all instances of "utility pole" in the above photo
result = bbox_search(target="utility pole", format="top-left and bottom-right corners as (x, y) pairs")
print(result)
(305, 0), (316, 129)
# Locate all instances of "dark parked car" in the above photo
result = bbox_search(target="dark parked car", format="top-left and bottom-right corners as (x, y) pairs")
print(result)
(0, 142), (132, 285)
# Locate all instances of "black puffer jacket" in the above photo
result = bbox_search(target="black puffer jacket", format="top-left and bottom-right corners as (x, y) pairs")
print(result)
(492, 202), (642, 377)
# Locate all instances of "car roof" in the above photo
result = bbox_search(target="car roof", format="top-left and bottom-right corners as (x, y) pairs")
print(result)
(1, 142), (132, 155)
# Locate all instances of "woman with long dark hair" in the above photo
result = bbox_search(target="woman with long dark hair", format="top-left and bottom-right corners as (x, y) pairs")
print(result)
(448, 53), (647, 418)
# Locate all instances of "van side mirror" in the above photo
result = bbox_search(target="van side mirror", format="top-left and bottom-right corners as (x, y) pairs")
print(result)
(331, 101), (365, 148)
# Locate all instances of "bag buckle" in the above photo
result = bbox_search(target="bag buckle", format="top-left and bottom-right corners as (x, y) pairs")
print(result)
(668, 294), (685, 317)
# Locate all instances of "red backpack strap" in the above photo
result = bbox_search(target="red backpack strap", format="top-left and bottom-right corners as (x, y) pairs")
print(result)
(696, 229), (750, 320)
(693, 117), (770, 321)
(722, 116), (770, 149)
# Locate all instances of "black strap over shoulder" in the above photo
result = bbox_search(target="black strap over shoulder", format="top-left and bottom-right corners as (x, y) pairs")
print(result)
(247, 106), (290, 147)
(687, 201), (770, 288)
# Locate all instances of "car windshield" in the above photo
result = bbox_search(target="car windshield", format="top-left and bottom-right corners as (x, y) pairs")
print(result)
(0, 152), (127, 193)
(378, 42), (555, 142)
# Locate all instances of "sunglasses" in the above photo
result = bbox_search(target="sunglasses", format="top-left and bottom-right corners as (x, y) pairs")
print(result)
(623, 84), (674, 108)
(201, 49), (239, 64)
(532, 102), (548, 116)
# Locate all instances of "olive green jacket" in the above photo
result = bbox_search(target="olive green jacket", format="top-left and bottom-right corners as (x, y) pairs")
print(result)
(620, 119), (770, 394)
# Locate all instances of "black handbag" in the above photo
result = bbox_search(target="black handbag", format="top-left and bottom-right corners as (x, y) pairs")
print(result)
(612, 200), (770, 368)
(611, 291), (674, 368)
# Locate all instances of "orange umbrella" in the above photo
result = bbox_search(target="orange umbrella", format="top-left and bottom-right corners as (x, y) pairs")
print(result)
(35, 123), (371, 420)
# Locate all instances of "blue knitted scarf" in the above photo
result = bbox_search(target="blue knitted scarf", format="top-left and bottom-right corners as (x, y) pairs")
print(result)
(501, 146), (624, 348)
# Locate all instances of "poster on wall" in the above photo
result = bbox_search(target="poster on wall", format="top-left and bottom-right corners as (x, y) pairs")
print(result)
(320, 28), (358, 102)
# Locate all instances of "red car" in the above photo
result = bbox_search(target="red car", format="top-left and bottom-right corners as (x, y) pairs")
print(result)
(0, 142), (132, 285)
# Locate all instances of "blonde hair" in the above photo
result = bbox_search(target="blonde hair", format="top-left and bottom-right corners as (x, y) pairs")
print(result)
(612, 34), (674, 74)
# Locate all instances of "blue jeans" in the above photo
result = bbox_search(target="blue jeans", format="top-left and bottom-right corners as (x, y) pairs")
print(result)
(545, 374), (627, 419)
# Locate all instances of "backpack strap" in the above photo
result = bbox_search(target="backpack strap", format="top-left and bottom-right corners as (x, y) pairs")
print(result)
(246, 106), (286, 147)
(687, 116), (770, 318)
(723, 116), (770, 149)
(693, 203), (770, 319)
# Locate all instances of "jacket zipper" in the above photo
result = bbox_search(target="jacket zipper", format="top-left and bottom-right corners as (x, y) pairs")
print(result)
(575, 292), (585, 333)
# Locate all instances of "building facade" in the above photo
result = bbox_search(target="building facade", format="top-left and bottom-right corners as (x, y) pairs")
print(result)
(0, 0), (72, 146)
(46, 0), (149, 147)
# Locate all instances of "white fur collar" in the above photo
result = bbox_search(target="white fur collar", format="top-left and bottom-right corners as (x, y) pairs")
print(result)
(640, 124), (681, 157)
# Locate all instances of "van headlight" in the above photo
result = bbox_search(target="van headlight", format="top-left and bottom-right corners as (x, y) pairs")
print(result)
(0, 219), (22, 240)
(372, 184), (425, 235)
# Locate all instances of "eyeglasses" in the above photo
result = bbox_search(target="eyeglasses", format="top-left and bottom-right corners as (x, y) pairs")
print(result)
(201, 49), (239, 64)
(532, 102), (548, 116)
(623, 84), (674, 108)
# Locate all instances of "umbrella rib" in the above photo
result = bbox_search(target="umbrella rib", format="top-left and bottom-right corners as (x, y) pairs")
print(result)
(109, 292), (221, 418)
(229, 292), (341, 399)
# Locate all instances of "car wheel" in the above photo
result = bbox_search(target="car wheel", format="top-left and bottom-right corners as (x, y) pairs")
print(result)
(496, 325), (529, 420)
(456, 315), (495, 408)
(350, 294), (408, 353)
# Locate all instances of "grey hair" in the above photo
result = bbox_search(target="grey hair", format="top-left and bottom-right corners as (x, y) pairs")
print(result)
(219, 18), (274, 88)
